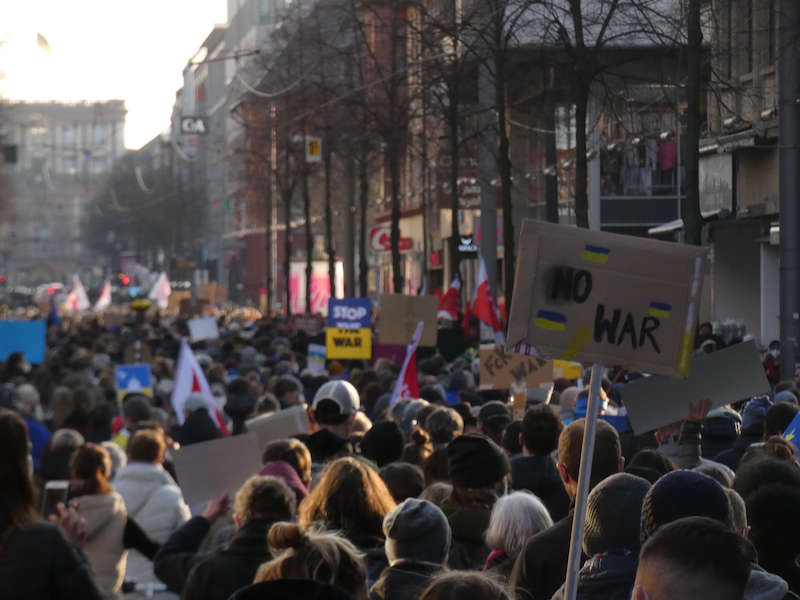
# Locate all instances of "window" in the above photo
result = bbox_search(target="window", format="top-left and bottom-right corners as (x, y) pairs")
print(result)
(93, 123), (109, 146)
(62, 123), (75, 146)
(62, 157), (76, 175)
(745, 0), (753, 74)
(725, 0), (733, 79)
(259, 0), (271, 24)
(768, 0), (777, 64)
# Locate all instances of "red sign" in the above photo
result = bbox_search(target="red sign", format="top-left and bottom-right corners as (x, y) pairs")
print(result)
(369, 227), (413, 252)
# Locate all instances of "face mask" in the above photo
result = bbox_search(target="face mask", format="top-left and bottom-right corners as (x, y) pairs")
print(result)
(770, 349), (780, 358)
(21, 361), (31, 374)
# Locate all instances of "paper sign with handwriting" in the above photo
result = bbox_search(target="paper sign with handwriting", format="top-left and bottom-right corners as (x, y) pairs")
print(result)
(506, 220), (708, 378)
(479, 345), (554, 390)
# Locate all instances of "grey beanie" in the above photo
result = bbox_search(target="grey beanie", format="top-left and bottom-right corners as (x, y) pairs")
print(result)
(583, 472), (651, 557)
(383, 498), (451, 565)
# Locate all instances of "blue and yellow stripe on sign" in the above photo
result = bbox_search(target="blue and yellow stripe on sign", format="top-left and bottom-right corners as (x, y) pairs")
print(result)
(535, 310), (567, 332)
(649, 302), (672, 319)
(581, 244), (610, 264)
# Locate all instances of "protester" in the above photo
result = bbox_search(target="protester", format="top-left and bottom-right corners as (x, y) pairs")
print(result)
(38, 427), (85, 482)
(0, 410), (105, 599)
(171, 393), (222, 446)
(112, 394), (154, 449)
(484, 491), (552, 581)
(371, 498), (451, 600)
(477, 401), (512, 446)
(301, 380), (360, 465)
(361, 421), (405, 468)
(261, 437), (312, 487)
(419, 571), (511, 600)
(180, 476), (296, 600)
(14, 383), (51, 469)
(510, 404), (570, 520)
(259, 460), (309, 507)
(380, 462), (425, 503)
(424, 407), (464, 448)
(299, 456), (396, 583)
(401, 427), (433, 466)
(633, 517), (755, 600)
(441, 433), (509, 570)
(509, 418), (623, 600)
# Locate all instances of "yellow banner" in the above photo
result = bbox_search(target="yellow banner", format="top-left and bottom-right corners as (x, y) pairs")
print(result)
(326, 328), (372, 359)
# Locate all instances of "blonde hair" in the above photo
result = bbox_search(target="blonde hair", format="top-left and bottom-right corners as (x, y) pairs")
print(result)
(255, 522), (368, 600)
(233, 476), (295, 524)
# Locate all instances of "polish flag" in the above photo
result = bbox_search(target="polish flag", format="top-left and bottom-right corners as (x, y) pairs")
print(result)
(389, 322), (424, 406)
(66, 275), (91, 313)
(437, 277), (461, 321)
(472, 256), (505, 345)
(171, 338), (230, 434)
(93, 281), (111, 311)
(148, 272), (172, 310)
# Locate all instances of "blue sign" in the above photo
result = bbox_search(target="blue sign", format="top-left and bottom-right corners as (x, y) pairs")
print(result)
(115, 364), (153, 401)
(327, 298), (372, 330)
(0, 320), (46, 364)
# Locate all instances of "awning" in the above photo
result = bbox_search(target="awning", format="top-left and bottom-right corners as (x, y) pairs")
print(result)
(647, 209), (725, 236)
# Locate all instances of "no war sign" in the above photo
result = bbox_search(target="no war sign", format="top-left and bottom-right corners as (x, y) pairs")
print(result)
(507, 220), (708, 378)
(328, 298), (372, 330)
(326, 328), (372, 360)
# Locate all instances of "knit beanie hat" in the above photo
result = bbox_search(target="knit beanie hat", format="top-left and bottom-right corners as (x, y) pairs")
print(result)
(360, 421), (404, 468)
(447, 433), (509, 489)
(741, 395), (773, 432)
(383, 498), (452, 564)
(583, 473), (651, 556)
(640, 469), (731, 544)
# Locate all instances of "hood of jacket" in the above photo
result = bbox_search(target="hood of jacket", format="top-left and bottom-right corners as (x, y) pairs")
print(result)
(511, 454), (563, 493)
(746, 564), (790, 600)
(259, 460), (308, 505)
(113, 462), (178, 516)
(75, 491), (127, 539)
(578, 552), (638, 597)
(371, 560), (441, 600)
(439, 501), (491, 546)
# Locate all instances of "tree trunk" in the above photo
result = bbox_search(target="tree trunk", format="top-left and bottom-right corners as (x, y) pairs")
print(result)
(545, 105), (559, 223)
(389, 141), (403, 294)
(284, 189), (292, 318)
(324, 143), (336, 299)
(359, 140), (369, 297)
(302, 159), (312, 315)
(574, 84), (590, 228)
(495, 47), (514, 301)
(683, 0), (703, 245)
(344, 149), (356, 297)
(264, 106), (273, 311)
(448, 86), (461, 281)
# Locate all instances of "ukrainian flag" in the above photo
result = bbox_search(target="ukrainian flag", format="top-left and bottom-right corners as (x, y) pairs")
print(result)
(581, 244), (610, 264)
(649, 302), (672, 319)
(534, 310), (567, 332)
(784, 413), (800, 446)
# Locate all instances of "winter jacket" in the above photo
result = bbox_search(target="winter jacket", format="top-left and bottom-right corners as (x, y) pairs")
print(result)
(181, 518), (277, 600)
(510, 454), (570, 521)
(484, 549), (517, 583)
(439, 500), (491, 571)
(370, 559), (443, 600)
(747, 564), (800, 600)
(657, 421), (735, 480)
(549, 551), (638, 600)
(510, 511), (584, 600)
(0, 520), (105, 600)
(24, 415), (51, 470)
(716, 432), (765, 471)
(113, 462), (190, 587)
(76, 491), (129, 599)
(153, 516), (212, 592)
(172, 410), (223, 446)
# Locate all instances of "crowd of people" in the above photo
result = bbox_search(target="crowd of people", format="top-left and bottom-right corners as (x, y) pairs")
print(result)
(1, 313), (799, 600)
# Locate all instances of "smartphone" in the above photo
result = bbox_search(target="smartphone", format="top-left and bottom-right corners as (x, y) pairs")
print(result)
(41, 480), (70, 518)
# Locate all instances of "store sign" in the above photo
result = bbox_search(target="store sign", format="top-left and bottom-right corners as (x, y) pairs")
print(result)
(180, 116), (207, 135)
(369, 227), (413, 252)
(457, 235), (478, 256)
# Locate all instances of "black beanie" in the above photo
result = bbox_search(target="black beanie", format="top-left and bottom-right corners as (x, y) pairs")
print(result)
(583, 473), (651, 556)
(447, 433), (509, 489)
(360, 421), (404, 468)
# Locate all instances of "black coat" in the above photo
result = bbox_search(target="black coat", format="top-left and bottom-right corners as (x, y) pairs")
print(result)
(510, 454), (570, 521)
(370, 560), (442, 600)
(0, 521), (104, 600)
(182, 519), (276, 600)
(549, 551), (637, 600)
(173, 410), (223, 446)
(439, 501), (491, 571)
(153, 515), (211, 592)
(510, 511), (586, 600)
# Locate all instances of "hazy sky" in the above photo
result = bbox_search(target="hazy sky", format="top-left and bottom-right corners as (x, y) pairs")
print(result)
(0, 1), (227, 149)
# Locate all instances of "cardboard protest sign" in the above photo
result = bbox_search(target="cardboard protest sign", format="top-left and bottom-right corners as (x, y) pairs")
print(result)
(188, 316), (220, 342)
(198, 282), (228, 304)
(307, 344), (327, 374)
(0, 320), (46, 364)
(326, 328), (372, 360)
(245, 405), (311, 454)
(172, 433), (262, 512)
(621, 340), (769, 434)
(290, 314), (325, 336)
(479, 345), (555, 390)
(114, 364), (153, 402)
(553, 360), (583, 380)
(378, 294), (438, 347)
(507, 220), (708, 378)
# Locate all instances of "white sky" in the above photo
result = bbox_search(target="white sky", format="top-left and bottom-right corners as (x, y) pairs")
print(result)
(0, 1), (227, 150)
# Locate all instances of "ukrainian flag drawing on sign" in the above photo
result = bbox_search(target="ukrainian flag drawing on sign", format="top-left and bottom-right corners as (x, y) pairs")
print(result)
(581, 244), (610, 264)
(783, 412), (800, 455)
(534, 310), (567, 332)
(326, 328), (372, 360)
(649, 302), (672, 319)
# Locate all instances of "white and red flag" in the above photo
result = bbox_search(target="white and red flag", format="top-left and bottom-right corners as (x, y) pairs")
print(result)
(437, 276), (461, 321)
(472, 256), (505, 345)
(389, 321), (424, 406)
(171, 338), (230, 434)
(66, 275), (91, 313)
(148, 272), (172, 310)
(93, 280), (111, 312)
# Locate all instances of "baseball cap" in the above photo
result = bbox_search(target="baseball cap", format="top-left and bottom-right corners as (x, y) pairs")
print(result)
(311, 380), (360, 415)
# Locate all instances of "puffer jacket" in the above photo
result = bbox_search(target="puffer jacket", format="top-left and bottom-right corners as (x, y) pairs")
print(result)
(76, 491), (128, 599)
(747, 564), (800, 600)
(549, 551), (638, 600)
(113, 462), (190, 588)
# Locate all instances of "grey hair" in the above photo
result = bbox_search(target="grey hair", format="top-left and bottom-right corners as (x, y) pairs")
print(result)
(50, 428), (85, 452)
(485, 491), (553, 557)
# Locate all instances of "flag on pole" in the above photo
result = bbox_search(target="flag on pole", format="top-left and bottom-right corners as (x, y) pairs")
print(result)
(472, 256), (505, 345)
(66, 275), (90, 313)
(437, 276), (461, 321)
(171, 338), (230, 434)
(93, 280), (111, 311)
(389, 321), (424, 406)
(148, 272), (171, 310)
